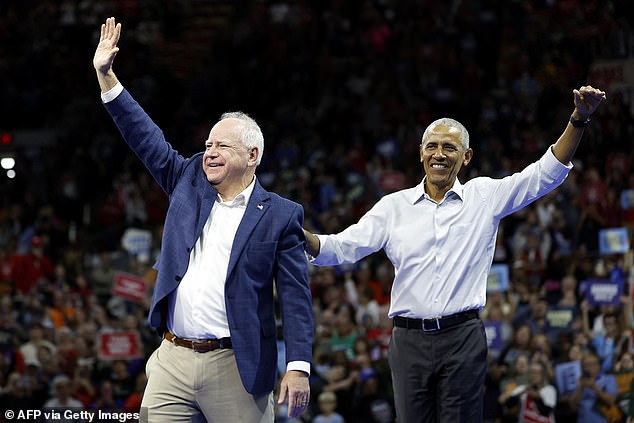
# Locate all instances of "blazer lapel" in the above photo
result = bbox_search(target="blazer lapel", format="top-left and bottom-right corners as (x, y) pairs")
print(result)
(226, 181), (270, 280)
(189, 169), (217, 249)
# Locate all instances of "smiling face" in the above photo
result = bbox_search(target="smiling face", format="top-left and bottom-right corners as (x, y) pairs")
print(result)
(202, 118), (258, 200)
(420, 123), (472, 201)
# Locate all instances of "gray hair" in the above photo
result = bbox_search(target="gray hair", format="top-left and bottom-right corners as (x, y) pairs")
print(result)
(421, 117), (470, 150)
(220, 111), (264, 165)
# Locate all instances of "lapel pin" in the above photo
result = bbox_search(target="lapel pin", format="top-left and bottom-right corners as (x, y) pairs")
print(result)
(257, 204), (264, 210)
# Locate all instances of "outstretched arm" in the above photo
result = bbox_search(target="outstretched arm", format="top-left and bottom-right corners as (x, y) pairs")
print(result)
(303, 229), (321, 257)
(93, 17), (122, 93)
(552, 85), (606, 164)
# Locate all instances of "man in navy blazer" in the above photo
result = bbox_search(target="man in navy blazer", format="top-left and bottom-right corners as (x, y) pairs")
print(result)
(93, 17), (313, 422)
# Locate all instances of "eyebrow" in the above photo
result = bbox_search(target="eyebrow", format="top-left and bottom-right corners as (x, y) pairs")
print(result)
(424, 141), (460, 147)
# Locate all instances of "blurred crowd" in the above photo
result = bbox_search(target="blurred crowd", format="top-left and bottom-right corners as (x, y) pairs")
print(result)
(1, 0), (634, 422)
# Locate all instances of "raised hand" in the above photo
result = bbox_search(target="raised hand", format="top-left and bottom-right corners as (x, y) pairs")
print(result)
(93, 17), (121, 75)
(573, 86), (606, 118)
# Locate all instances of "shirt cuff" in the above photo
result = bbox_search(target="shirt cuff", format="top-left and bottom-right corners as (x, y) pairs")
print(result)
(310, 234), (331, 265)
(287, 361), (310, 376)
(545, 144), (573, 179)
(546, 144), (574, 169)
(101, 82), (124, 103)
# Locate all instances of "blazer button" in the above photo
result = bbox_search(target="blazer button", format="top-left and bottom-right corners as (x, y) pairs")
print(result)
(175, 275), (182, 282)
(186, 247), (191, 253)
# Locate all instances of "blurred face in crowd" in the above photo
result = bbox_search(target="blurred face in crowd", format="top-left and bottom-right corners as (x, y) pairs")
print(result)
(531, 297), (548, 318)
(514, 354), (529, 375)
(203, 118), (258, 198)
(527, 362), (545, 387)
(420, 124), (472, 198)
(568, 344), (582, 361)
(318, 395), (337, 415)
(582, 354), (601, 379)
(515, 324), (532, 347)
(603, 315), (619, 338)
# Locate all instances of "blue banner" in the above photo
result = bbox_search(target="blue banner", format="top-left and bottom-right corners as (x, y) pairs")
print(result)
(621, 189), (634, 209)
(584, 278), (623, 306)
(555, 360), (581, 395)
(545, 307), (575, 329)
(484, 320), (503, 351)
(487, 264), (509, 292)
(599, 227), (630, 255)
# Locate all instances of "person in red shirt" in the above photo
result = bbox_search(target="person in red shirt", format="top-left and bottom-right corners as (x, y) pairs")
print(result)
(11, 236), (53, 295)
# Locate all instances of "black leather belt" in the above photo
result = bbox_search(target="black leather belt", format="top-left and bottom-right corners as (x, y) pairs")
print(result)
(393, 309), (479, 332)
(164, 331), (232, 353)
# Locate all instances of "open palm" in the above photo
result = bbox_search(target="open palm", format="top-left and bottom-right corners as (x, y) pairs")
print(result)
(93, 17), (121, 74)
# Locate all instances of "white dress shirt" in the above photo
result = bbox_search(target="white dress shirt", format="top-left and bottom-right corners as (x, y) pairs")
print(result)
(313, 147), (572, 319)
(168, 180), (255, 339)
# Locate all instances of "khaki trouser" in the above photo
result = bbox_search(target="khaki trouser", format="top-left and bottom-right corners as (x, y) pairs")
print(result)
(140, 339), (274, 422)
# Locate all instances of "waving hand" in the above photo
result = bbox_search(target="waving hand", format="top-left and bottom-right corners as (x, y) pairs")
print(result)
(93, 17), (121, 92)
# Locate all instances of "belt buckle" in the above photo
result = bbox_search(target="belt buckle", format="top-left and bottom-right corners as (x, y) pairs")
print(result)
(192, 340), (210, 353)
(422, 316), (441, 332)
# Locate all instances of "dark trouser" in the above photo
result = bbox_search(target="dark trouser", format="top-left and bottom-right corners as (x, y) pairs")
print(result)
(388, 318), (488, 423)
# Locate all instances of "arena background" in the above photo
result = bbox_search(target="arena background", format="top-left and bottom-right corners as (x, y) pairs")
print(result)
(0, 1), (633, 422)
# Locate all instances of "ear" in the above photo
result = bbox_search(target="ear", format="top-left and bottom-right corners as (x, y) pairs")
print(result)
(462, 148), (473, 166)
(419, 145), (424, 163)
(248, 147), (259, 166)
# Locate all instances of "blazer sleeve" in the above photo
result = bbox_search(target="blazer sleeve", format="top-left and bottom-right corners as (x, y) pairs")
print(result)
(102, 88), (187, 195)
(275, 203), (314, 365)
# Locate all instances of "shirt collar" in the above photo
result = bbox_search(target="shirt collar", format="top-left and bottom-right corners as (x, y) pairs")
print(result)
(411, 176), (465, 204)
(216, 177), (256, 207)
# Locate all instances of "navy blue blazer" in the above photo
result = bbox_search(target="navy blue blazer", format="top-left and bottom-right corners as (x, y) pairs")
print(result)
(103, 88), (313, 395)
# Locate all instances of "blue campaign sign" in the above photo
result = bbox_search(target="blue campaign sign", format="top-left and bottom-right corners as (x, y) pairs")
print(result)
(487, 264), (509, 293)
(483, 321), (503, 351)
(621, 189), (634, 209)
(599, 227), (630, 255)
(121, 227), (153, 262)
(545, 307), (575, 329)
(555, 361), (581, 395)
(584, 278), (623, 306)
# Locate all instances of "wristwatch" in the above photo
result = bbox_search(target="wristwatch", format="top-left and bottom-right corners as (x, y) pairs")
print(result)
(570, 114), (590, 128)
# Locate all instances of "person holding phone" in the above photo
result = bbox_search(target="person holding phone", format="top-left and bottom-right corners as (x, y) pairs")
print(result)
(571, 351), (619, 423)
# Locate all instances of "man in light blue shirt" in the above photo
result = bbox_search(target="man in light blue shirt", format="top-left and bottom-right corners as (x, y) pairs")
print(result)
(304, 86), (606, 422)
(571, 351), (618, 423)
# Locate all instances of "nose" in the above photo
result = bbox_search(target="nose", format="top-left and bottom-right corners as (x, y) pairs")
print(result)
(205, 142), (219, 155)
(432, 147), (446, 159)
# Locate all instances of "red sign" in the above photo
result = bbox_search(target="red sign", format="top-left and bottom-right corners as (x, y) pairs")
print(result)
(112, 272), (147, 303)
(379, 170), (405, 193)
(588, 59), (634, 92)
(98, 331), (141, 360)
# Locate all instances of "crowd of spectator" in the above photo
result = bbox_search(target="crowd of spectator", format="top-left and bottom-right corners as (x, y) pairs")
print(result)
(1, 0), (634, 422)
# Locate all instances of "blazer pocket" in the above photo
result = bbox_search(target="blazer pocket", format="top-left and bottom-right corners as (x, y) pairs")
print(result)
(246, 241), (278, 277)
